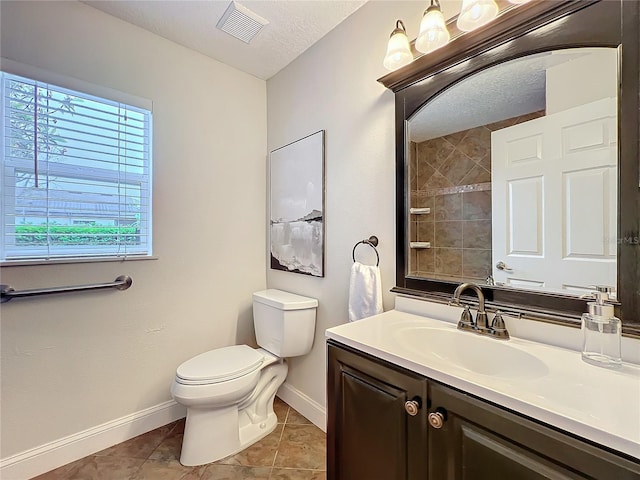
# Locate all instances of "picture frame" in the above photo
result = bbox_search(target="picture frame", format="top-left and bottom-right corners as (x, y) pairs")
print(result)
(269, 130), (325, 277)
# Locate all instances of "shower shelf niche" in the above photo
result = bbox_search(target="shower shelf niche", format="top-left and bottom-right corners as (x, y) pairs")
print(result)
(409, 207), (431, 215)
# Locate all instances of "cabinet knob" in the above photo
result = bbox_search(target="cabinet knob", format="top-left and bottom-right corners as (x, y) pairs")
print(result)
(404, 399), (420, 416)
(428, 408), (447, 429)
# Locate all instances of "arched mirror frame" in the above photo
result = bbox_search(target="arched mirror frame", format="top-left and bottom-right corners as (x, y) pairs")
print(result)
(379, 0), (640, 336)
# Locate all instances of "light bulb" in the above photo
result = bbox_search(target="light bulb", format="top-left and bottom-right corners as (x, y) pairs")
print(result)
(457, 0), (499, 32)
(416, 3), (450, 54)
(383, 20), (413, 71)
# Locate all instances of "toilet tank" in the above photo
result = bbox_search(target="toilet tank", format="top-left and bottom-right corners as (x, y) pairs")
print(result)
(252, 289), (318, 357)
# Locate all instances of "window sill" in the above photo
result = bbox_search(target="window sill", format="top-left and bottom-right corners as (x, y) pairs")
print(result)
(1, 256), (158, 267)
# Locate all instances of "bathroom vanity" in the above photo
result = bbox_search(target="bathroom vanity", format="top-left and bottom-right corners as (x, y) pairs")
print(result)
(326, 1), (640, 477)
(325, 307), (640, 480)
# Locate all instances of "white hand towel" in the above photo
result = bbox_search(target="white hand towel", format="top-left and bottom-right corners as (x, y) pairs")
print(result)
(348, 262), (383, 322)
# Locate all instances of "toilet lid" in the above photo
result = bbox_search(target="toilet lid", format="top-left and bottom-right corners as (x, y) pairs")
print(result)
(176, 345), (264, 385)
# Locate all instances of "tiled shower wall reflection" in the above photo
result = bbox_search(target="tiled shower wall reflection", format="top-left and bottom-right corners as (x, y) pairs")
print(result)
(410, 185), (493, 282)
(408, 112), (544, 282)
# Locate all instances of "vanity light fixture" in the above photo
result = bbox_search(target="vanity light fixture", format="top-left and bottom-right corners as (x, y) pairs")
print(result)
(457, 0), (499, 32)
(383, 20), (413, 71)
(383, 0), (523, 70)
(415, 0), (450, 54)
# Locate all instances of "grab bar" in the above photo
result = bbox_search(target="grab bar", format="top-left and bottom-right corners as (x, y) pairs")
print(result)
(0, 275), (132, 303)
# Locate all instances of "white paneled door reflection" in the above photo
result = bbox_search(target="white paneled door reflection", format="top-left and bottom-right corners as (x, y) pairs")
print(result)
(491, 97), (617, 293)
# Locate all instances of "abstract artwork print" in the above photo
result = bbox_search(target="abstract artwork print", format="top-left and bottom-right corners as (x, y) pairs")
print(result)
(270, 130), (325, 277)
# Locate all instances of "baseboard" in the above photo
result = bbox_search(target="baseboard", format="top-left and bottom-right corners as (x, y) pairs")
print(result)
(277, 382), (326, 432)
(0, 400), (186, 480)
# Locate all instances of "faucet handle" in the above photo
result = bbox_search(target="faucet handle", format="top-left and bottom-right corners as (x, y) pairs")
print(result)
(489, 310), (510, 340)
(457, 305), (475, 332)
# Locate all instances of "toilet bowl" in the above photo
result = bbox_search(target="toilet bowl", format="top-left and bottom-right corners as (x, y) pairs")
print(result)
(171, 289), (318, 466)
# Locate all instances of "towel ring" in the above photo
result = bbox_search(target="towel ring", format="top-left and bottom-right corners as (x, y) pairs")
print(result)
(352, 236), (380, 266)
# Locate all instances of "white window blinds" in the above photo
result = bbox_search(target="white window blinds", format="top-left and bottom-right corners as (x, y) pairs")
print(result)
(1, 72), (152, 262)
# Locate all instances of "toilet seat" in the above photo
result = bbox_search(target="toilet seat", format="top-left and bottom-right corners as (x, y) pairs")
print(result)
(176, 345), (264, 385)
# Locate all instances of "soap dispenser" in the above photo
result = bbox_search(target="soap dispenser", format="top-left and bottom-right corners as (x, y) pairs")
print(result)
(581, 286), (621, 368)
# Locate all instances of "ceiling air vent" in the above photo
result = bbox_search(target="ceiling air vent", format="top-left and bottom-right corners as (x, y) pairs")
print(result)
(216, 1), (269, 44)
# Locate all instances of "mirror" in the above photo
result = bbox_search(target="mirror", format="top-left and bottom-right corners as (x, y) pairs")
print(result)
(407, 47), (618, 296)
(380, 0), (639, 334)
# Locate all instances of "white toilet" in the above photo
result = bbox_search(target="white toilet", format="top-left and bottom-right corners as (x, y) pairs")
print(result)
(171, 289), (318, 466)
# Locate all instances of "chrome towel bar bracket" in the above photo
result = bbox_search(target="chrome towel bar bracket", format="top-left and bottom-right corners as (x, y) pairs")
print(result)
(0, 275), (133, 303)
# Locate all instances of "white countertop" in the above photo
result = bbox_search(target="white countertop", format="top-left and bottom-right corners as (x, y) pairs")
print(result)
(326, 308), (640, 459)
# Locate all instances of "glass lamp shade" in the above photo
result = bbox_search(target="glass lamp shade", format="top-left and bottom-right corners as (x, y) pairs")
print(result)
(457, 0), (499, 32)
(383, 27), (413, 70)
(508, 0), (532, 3)
(415, 7), (450, 54)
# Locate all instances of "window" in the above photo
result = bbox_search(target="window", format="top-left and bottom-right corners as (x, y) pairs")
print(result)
(1, 71), (152, 262)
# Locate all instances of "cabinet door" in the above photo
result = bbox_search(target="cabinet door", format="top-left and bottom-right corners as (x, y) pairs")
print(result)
(327, 341), (428, 480)
(428, 381), (640, 480)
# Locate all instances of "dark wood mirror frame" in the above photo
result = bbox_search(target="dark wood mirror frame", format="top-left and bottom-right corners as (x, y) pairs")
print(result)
(379, 0), (640, 336)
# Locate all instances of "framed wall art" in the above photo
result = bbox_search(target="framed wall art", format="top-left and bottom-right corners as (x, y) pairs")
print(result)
(269, 130), (325, 277)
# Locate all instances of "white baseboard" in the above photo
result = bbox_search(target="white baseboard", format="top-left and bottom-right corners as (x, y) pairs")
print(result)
(0, 400), (186, 480)
(277, 382), (326, 432)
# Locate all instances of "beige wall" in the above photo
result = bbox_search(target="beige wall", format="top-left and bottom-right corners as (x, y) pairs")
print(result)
(266, 1), (461, 412)
(0, 1), (267, 458)
(546, 48), (618, 115)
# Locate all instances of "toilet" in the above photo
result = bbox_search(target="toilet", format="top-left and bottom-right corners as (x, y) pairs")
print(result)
(171, 289), (318, 466)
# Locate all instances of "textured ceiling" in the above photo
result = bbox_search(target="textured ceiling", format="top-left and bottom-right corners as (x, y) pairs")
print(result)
(82, 0), (368, 80)
(408, 49), (593, 142)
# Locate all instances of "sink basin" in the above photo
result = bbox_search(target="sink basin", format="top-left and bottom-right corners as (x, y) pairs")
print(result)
(392, 326), (549, 380)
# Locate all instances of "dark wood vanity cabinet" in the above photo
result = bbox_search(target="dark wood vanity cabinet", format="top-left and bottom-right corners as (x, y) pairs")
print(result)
(327, 341), (428, 480)
(327, 341), (640, 480)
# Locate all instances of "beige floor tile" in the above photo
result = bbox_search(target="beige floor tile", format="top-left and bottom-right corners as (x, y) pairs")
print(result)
(273, 397), (289, 424)
(270, 468), (326, 480)
(148, 431), (185, 467)
(31, 457), (92, 480)
(218, 424), (283, 467)
(273, 425), (326, 470)
(201, 464), (271, 480)
(172, 472), (202, 480)
(285, 408), (312, 425)
(131, 459), (205, 480)
(171, 418), (186, 435)
(66, 456), (144, 479)
(95, 424), (173, 459)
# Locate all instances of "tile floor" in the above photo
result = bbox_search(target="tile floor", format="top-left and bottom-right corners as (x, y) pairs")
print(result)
(33, 398), (326, 480)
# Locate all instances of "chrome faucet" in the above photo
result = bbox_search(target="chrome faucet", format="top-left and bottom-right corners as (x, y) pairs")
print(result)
(451, 283), (509, 340)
